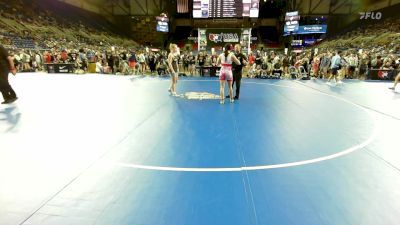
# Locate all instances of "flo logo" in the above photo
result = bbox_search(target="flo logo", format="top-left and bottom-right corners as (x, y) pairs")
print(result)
(209, 33), (223, 43)
(359, 12), (382, 20)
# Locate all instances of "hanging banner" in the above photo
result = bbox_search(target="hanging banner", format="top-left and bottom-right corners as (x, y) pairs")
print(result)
(291, 40), (303, 47)
(297, 25), (327, 34)
(206, 29), (242, 47)
(198, 29), (207, 51)
(240, 28), (251, 54)
(198, 28), (251, 54)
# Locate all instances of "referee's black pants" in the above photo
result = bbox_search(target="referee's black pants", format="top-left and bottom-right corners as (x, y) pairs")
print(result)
(0, 70), (17, 101)
(232, 70), (242, 98)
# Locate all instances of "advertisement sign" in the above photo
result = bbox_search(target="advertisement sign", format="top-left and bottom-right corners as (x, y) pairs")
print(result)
(208, 33), (239, 43)
(304, 39), (316, 46)
(198, 29), (207, 51)
(198, 28), (251, 53)
(240, 28), (251, 54)
(206, 29), (242, 48)
(284, 24), (299, 35)
(283, 11), (300, 36)
(297, 25), (327, 34)
(291, 40), (303, 47)
(285, 15), (300, 21)
(286, 20), (299, 25)
(156, 21), (169, 32)
(285, 11), (298, 17)
(156, 16), (169, 22)
(156, 16), (169, 32)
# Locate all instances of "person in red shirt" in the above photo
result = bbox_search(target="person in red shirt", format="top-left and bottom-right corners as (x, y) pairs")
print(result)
(248, 52), (255, 67)
(45, 51), (52, 64)
(60, 50), (68, 62)
(247, 52), (255, 77)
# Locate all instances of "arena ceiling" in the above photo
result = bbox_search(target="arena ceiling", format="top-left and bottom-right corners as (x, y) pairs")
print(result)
(59, 0), (400, 46)
(291, 0), (400, 15)
(60, 0), (170, 16)
(62, 0), (400, 16)
(59, 0), (171, 46)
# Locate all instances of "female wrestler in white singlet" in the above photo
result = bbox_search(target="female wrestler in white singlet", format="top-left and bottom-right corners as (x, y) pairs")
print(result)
(217, 43), (241, 104)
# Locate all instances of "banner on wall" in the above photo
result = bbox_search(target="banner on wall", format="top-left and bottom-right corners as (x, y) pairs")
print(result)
(198, 29), (207, 51)
(284, 25), (327, 36)
(198, 28), (251, 54)
(291, 40), (303, 47)
(283, 11), (300, 36)
(206, 29), (241, 46)
(241, 29), (250, 53)
(297, 25), (327, 34)
(284, 24), (299, 35)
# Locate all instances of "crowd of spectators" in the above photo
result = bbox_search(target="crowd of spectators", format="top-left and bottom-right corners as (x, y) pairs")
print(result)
(0, 0), (139, 74)
(241, 16), (400, 80)
(4, 42), (400, 81)
(306, 16), (400, 80)
(1, 0), (400, 81)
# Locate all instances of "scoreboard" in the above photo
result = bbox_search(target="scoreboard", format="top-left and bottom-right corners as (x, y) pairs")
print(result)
(193, 0), (259, 18)
(283, 11), (328, 36)
(156, 16), (169, 32)
(283, 11), (300, 36)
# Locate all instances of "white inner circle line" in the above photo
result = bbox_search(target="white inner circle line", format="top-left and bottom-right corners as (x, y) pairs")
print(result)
(105, 79), (378, 172)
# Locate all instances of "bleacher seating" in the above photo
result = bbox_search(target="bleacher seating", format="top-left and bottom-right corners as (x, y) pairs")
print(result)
(11, 37), (36, 49)
(0, 0), (137, 50)
(319, 17), (400, 50)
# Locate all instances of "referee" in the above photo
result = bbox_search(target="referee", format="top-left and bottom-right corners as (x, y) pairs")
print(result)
(227, 44), (247, 100)
(0, 45), (17, 104)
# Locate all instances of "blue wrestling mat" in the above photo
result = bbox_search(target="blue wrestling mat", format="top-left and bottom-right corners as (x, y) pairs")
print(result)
(0, 73), (399, 225)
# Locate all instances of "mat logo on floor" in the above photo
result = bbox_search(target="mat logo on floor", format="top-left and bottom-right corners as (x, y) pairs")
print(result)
(182, 92), (220, 100)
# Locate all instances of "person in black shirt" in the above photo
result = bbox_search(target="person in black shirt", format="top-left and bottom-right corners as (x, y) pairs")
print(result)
(197, 52), (205, 76)
(255, 50), (262, 67)
(106, 52), (114, 73)
(188, 52), (196, 76)
(183, 53), (189, 74)
(120, 52), (127, 61)
(0, 45), (17, 104)
(282, 55), (290, 76)
(148, 52), (156, 75)
(210, 52), (218, 77)
(156, 54), (168, 76)
(227, 44), (247, 100)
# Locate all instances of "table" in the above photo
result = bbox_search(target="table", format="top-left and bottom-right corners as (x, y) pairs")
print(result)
(44, 63), (75, 73)
(367, 69), (398, 80)
(196, 66), (221, 77)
